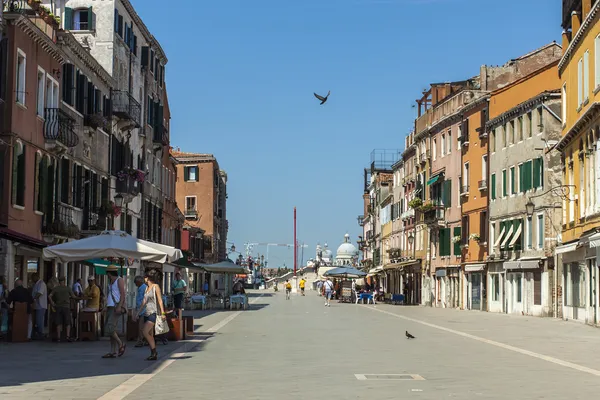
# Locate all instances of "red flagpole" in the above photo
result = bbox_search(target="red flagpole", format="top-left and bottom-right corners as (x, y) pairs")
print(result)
(294, 207), (297, 276)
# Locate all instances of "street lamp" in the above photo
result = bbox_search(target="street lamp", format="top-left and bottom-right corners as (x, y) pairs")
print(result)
(526, 200), (535, 217)
(114, 194), (124, 208)
(407, 233), (415, 246)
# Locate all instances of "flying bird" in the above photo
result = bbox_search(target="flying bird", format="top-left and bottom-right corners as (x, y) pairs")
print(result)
(405, 331), (415, 339)
(314, 91), (331, 105)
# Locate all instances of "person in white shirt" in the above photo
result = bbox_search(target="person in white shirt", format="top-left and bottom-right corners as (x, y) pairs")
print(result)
(32, 274), (47, 339)
(323, 278), (334, 307)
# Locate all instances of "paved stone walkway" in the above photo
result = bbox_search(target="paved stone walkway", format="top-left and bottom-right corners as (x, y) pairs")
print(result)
(3, 291), (600, 399)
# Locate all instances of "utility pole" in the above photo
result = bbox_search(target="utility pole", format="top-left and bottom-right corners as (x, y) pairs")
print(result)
(293, 207), (297, 277)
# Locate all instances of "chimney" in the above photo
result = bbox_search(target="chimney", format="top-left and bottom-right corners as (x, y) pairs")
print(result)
(583, 0), (592, 19)
(572, 11), (581, 36)
(562, 30), (572, 53)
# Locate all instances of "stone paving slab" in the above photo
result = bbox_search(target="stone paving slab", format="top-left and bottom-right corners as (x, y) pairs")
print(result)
(0, 306), (251, 400)
(129, 291), (600, 400)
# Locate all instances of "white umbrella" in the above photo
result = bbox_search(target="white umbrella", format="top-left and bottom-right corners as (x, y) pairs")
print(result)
(137, 238), (183, 263)
(42, 230), (168, 263)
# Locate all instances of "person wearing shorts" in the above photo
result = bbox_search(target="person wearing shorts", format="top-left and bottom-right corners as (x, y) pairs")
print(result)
(299, 278), (306, 296)
(323, 277), (334, 307)
(48, 277), (77, 342)
(284, 280), (292, 300)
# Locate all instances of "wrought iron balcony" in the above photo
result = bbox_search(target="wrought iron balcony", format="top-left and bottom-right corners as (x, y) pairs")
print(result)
(111, 90), (141, 127)
(185, 209), (198, 219)
(153, 125), (169, 147)
(81, 205), (112, 232)
(84, 112), (111, 133)
(42, 203), (81, 240)
(43, 108), (78, 147)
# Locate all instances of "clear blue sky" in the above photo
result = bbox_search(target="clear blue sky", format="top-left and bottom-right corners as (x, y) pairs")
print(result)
(132, 0), (560, 267)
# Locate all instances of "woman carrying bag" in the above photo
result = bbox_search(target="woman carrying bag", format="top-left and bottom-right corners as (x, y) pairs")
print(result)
(133, 270), (168, 361)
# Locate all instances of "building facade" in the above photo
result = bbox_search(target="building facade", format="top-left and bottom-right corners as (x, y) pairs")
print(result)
(555, 0), (600, 325)
(172, 152), (228, 263)
(488, 59), (562, 317)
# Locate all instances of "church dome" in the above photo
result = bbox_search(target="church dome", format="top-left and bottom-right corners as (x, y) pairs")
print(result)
(336, 234), (357, 258)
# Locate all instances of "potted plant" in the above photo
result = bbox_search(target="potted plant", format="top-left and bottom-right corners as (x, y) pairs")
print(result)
(408, 198), (423, 209)
(117, 166), (147, 183)
(419, 202), (435, 212)
(469, 233), (481, 242)
(451, 236), (462, 244)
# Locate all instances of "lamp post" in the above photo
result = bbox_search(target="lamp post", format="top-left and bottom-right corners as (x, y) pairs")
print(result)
(526, 200), (535, 218)
(408, 233), (415, 260)
(113, 194), (125, 231)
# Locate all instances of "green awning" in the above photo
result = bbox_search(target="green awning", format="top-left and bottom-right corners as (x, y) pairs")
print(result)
(427, 175), (440, 186)
(83, 259), (129, 276)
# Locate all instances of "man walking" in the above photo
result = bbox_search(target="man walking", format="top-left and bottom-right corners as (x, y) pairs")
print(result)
(31, 274), (47, 339)
(103, 266), (126, 358)
(49, 277), (77, 342)
(171, 272), (187, 313)
(323, 277), (334, 307)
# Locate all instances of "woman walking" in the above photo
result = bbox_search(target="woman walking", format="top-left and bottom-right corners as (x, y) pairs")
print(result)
(134, 270), (166, 361)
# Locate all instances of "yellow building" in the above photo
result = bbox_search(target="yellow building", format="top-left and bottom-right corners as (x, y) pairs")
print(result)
(555, 0), (600, 325)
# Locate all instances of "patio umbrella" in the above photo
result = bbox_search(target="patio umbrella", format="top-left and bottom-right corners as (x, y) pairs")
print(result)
(42, 230), (168, 263)
(323, 266), (367, 279)
(137, 239), (183, 263)
(196, 260), (247, 275)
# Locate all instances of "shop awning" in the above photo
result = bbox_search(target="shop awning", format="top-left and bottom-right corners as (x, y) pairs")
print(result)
(427, 174), (441, 186)
(588, 232), (600, 248)
(519, 260), (540, 269)
(367, 266), (384, 276)
(555, 242), (578, 254)
(83, 259), (132, 275)
(493, 226), (506, 248)
(500, 224), (514, 248)
(0, 227), (48, 248)
(503, 261), (520, 270)
(435, 269), (447, 277)
(508, 222), (522, 247)
(464, 264), (485, 272)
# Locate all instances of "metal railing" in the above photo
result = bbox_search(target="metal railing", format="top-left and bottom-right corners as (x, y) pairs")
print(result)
(43, 108), (78, 147)
(153, 127), (169, 146)
(185, 209), (198, 218)
(111, 90), (141, 127)
(461, 185), (470, 195)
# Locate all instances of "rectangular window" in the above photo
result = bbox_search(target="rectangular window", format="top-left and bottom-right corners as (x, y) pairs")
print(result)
(463, 162), (469, 191)
(184, 166), (198, 182)
(584, 50), (590, 102)
(37, 68), (45, 117)
(16, 49), (26, 105)
(516, 274), (522, 303)
(185, 196), (196, 211)
(447, 130), (451, 154)
(537, 107), (543, 133)
(490, 220), (496, 246)
(12, 143), (26, 207)
(596, 35), (600, 88)
(526, 216), (533, 249)
(482, 155), (488, 185)
(432, 138), (437, 161)
(439, 228), (451, 257)
(491, 173), (496, 200)
(517, 116), (523, 142)
(510, 166), (516, 195)
(491, 128), (496, 152)
(509, 120), (515, 145)
(502, 169), (507, 197)
(533, 157), (543, 189)
(453, 226), (461, 256)
(502, 125), (507, 148)
(441, 134), (445, 156)
(527, 111), (533, 138)
(537, 213), (544, 249)
(578, 58), (583, 106)
(46, 76), (59, 109)
(561, 84), (567, 123)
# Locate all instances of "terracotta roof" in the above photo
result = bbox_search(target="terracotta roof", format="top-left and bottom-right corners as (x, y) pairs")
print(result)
(171, 151), (215, 160)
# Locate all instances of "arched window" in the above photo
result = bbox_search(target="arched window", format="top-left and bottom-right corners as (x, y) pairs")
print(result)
(12, 141), (26, 207)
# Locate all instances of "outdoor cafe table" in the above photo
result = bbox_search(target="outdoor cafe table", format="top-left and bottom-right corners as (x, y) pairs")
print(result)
(191, 294), (207, 310)
(229, 294), (247, 310)
(355, 292), (375, 304)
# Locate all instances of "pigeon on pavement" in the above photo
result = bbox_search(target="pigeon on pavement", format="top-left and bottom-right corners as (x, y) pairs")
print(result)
(314, 91), (331, 105)
(406, 331), (415, 339)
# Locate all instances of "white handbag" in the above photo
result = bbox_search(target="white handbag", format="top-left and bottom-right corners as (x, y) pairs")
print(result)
(155, 315), (169, 335)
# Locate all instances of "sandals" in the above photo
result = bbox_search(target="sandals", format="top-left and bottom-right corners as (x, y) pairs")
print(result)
(118, 344), (127, 357)
(102, 353), (117, 358)
(146, 349), (158, 361)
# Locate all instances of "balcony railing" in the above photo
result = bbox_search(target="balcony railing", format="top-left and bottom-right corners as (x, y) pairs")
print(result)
(84, 112), (111, 133)
(82, 205), (112, 232)
(43, 108), (78, 147)
(111, 90), (141, 127)
(461, 185), (470, 196)
(153, 126), (169, 146)
(42, 203), (81, 239)
(478, 180), (487, 191)
(185, 209), (198, 219)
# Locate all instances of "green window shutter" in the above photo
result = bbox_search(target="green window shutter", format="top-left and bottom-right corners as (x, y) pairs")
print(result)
(16, 145), (26, 207)
(88, 7), (94, 30)
(491, 173), (496, 200)
(445, 228), (451, 256)
(453, 227), (462, 256)
(34, 152), (40, 211)
(64, 7), (73, 30)
(539, 157), (544, 189)
(502, 170), (507, 197)
(510, 167), (515, 194)
(446, 179), (452, 207)
(519, 164), (524, 193)
(527, 161), (533, 191)
(439, 229), (446, 257)
(533, 158), (540, 188)
(184, 166), (190, 181)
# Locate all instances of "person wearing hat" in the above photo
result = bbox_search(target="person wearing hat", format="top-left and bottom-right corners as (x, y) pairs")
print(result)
(103, 266), (126, 358)
(82, 276), (100, 312)
(48, 277), (78, 342)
